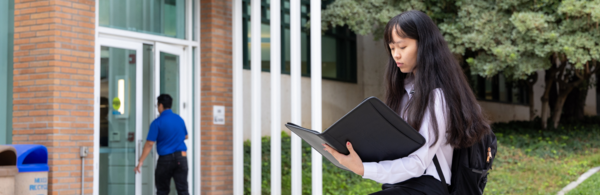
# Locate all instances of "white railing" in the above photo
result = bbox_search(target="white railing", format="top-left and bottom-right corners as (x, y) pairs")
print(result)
(290, 0), (302, 194)
(310, 0), (323, 194)
(232, 0), (323, 194)
(232, 0), (244, 194)
(270, 0), (282, 194)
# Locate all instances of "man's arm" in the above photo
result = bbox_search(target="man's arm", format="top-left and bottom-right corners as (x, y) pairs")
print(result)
(134, 140), (155, 174)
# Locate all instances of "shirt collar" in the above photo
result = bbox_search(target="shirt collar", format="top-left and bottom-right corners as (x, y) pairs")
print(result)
(161, 109), (173, 116)
(404, 74), (415, 98)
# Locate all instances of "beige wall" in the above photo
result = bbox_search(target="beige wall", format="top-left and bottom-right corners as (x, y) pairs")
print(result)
(241, 72), (367, 140)
(479, 101), (530, 122)
(241, 34), (390, 140)
(242, 35), (598, 139)
(358, 34), (388, 100)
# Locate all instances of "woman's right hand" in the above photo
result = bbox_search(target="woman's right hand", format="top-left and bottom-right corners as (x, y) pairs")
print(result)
(323, 142), (364, 176)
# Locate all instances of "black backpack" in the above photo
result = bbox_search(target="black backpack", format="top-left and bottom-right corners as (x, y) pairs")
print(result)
(433, 131), (498, 195)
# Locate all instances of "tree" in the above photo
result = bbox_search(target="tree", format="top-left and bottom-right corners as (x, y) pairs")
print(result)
(440, 0), (558, 126)
(321, 0), (458, 40)
(321, 0), (552, 123)
(320, 0), (600, 129)
(442, 0), (597, 129)
(534, 0), (600, 129)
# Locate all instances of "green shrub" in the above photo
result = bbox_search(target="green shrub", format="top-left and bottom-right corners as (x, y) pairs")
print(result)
(485, 116), (600, 194)
(243, 116), (600, 194)
(492, 116), (600, 158)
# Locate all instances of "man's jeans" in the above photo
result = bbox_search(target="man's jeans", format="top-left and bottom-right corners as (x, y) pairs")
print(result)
(155, 151), (189, 195)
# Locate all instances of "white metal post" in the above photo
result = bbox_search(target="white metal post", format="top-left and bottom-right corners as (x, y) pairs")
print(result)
(270, 0), (282, 194)
(251, 0), (263, 194)
(194, 1), (202, 194)
(232, 0), (244, 194)
(185, 1), (195, 193)
(290, 0), (302, 195)
(310, 0), (323, 194)
(93, 1), (100, 194)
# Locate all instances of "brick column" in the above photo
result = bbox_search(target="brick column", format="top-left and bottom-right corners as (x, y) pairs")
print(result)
(12, 0), (95, 194)
(200, 0), (234, 194)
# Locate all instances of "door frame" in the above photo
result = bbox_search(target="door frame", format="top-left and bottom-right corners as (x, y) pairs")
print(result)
(94, 1), (201, 194)
(94, 37), (196, 195)
(94, 37), (145, 195)
(154, 42), (194, 193)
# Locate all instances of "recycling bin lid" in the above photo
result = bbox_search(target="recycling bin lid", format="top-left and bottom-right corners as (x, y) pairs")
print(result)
(9, 145), (49, 173)
(0, 145), (18, 176)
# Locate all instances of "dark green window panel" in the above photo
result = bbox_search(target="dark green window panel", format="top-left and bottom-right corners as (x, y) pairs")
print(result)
(469, 73), (529, 105)
(242, 0), (357, 83)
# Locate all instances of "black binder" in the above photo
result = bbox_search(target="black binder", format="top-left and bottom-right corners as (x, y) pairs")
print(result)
(285, 96), (426, 171)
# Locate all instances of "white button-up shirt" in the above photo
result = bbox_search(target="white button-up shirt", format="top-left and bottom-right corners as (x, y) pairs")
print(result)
(362, 76), (453, 185)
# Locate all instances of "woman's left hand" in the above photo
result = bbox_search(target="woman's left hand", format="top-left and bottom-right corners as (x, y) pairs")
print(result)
(323, 141), (364, 176)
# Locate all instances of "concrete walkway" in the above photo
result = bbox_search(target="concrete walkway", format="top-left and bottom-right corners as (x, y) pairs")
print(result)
(557, 166), (600, 195)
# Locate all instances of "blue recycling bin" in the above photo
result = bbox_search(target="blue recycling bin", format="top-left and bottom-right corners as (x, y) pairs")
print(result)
(10, 145), (49, 195)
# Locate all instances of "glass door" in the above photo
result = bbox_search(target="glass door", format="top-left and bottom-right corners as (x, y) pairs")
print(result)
(154, 42), (193, 194)
(97, 38), (144, 195)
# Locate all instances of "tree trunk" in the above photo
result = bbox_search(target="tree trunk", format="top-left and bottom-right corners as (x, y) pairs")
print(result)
(576, 87), (588, 118)
(541, 68), (556, 129)
(541, 53), (563, 129)
(549, 79), (559, 113)
(550, 63), (591, 128)
(551, 86), (575, 128)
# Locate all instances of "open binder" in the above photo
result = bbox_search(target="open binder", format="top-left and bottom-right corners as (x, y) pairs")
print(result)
(285, 96), (426, 171)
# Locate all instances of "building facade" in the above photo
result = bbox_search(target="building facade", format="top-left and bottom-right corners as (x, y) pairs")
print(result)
(0, 0), (598, 195)
(1, 0), (233, 194)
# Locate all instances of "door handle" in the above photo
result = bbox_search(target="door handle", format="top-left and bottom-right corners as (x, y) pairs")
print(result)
(138, 140), (143, 159)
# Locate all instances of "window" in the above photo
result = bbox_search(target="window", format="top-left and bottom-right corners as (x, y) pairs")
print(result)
(321, 26), (357, 82)
(0, 0), (13, 144)
(99, 0), (186, 39)
(242, 0), (357, 83)
(469, 73), (529, 105)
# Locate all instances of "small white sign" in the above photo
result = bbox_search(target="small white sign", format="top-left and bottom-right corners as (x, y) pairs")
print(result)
(213, 106), (225, 125)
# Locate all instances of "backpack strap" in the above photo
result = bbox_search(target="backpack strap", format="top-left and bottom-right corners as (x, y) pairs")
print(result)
(433, 155), (450, 195)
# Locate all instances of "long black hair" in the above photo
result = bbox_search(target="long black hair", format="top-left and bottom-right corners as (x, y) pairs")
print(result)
(383, 10), (491, 148)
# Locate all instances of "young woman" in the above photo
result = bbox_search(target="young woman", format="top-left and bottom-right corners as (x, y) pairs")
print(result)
(323, 10), (492, 195)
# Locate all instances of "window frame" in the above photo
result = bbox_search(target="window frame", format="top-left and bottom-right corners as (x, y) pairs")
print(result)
(99, 0), (188, 40)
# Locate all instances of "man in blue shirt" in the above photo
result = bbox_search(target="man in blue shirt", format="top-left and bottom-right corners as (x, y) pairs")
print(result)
(135, 94), (189, 195)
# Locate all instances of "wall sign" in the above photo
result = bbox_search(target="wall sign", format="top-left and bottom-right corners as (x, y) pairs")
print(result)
(213, 106), (225, 125)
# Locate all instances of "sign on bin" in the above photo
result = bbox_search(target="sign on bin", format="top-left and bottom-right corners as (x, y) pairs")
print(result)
(17, 173), (48, 194)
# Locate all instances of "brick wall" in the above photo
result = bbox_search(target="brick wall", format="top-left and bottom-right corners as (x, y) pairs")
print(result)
(200, 0), (234, 194)
(12, 0), (95, 194)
